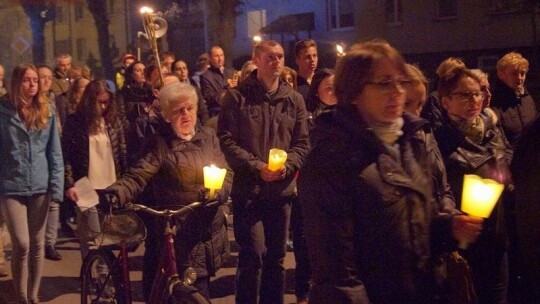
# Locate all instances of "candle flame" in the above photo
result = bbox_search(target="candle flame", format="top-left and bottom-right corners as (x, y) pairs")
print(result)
(140, 6), (154, 14)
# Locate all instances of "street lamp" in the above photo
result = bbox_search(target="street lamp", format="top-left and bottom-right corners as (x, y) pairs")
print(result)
(252, 35), (262, 47)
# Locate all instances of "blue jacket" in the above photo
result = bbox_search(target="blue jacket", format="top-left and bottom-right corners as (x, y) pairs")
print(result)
(0, 100), (64, 201)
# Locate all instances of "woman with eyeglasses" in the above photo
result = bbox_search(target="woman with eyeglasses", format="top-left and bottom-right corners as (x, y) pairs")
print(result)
(434, 66), (513, 304)
(0, 64), (64, 304)
(62, 79), (127, 260)
(297, 41), (482, 303)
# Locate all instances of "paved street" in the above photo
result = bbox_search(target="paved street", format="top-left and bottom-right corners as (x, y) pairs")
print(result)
(0, 227), (298, 304)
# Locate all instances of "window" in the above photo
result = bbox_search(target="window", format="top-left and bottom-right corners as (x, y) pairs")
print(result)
(386, 0), (402, 24)
(55, 6), (64, 23)
(77, 38), (86, 61)
(75, 3), (84, 21)
(107, 0), (115, 14)
(488, 0), (525, 13)
(55, 40), (72, 55)
(328, 0), (355, 30)
(435, 0), (457, 19)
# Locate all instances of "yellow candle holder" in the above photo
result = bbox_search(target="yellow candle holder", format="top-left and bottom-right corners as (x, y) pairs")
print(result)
(461, 174), (504, 218)
(203, 164), (227, 197)
(460, 174), (504, 248)
(268, 149), (287, 172)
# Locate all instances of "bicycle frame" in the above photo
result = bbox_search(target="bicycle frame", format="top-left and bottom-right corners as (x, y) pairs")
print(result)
(131, 201), (209, 303)
(148, 217), (180, 302)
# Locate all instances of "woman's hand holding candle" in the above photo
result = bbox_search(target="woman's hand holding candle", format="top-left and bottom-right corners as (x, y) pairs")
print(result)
(451, 215), (484, 246)
(459, 174), (504, 248)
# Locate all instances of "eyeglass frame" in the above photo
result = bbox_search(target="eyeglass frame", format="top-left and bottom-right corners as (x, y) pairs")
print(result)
(364, 79), (413, 93)
(448, 90), (485, 103)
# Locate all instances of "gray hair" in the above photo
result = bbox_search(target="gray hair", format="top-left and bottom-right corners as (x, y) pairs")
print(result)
(158, 82), (198, 116)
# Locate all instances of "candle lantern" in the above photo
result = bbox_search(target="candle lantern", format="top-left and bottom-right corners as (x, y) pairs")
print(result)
(268, 149), (287, 172)
(460, 174), (504, 248)
(461, 174), (504, 218)
(203, 164), (227, 197)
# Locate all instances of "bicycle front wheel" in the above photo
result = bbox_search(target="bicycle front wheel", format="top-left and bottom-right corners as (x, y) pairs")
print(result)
(164, 278), (211, 304)
(81, 249), (124, 304)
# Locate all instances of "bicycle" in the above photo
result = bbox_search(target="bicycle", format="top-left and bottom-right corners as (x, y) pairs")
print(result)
(80, 201), (213, 304)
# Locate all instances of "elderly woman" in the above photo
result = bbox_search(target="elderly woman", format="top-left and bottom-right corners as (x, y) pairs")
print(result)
(434, 66), (513, 304)
(490, 52), (537, 150)
(106, 82), (233, 301)
(297, 41), (482, 303)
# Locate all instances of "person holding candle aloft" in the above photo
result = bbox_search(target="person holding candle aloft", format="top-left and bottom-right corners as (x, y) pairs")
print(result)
(218, 39), (310, 304)
(434, 65), (513, 304)
(297, 41), (483, 304)
(105, 81), (233, 301)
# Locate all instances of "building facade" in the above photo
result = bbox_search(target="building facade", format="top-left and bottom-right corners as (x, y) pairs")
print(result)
(0, 0), (133, 82)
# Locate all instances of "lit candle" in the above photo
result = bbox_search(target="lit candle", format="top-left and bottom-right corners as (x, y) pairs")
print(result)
(460, 174), (504, 248)
(336, 43), (346, 57)
(268, 149), (287, 172)
(203, 164), (227, 197)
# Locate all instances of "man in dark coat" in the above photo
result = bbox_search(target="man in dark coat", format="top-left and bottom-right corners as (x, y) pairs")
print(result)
(218, 40), (310, 304)
(200, 46), (236, 116)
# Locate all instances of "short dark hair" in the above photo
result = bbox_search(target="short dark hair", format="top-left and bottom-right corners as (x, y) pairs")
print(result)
(294, 39), (317, 58)
(253, 40), (281, 58)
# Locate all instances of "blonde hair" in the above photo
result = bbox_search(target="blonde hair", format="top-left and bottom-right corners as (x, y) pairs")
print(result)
(436, 57), (465, 78)
(406, 64), (428, 91)
(496, 51), (529, 73)
(9, 64), (50, 130)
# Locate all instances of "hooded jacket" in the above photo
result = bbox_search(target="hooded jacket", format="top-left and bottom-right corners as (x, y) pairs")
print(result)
(0, 99), (64, 201)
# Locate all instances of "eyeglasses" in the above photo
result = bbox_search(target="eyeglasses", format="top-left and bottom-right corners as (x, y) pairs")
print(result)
(449, 91), (484, 103)
(365, 79), (412, 93)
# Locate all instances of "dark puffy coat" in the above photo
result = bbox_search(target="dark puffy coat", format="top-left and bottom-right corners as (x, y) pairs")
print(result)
(217, 71), (310, 201)
(108, 125), (233, 277)
(298, 105), (452, 304)
(62, 112), (127, 190)
(491, 82), (538, 149)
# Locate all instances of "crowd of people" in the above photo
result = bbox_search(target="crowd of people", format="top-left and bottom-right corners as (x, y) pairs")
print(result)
(0, 37), (539, 304)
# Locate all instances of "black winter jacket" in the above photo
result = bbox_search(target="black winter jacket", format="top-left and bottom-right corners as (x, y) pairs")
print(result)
(108, 125), (233, 277)
(491, 82), (538, 149)
(62, 112), (128, 190)
(218, 72), (310, 201)
(298, 105), (453, 304)
(434, 111), (513, 251)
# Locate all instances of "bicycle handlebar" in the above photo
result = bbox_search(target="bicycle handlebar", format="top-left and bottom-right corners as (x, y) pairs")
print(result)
(126, 198), (221, 218)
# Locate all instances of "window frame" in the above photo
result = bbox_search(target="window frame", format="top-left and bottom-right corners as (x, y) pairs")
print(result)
(328, 0), (355, 31)
(385, 0), (403, 26)
(487, 0), (525, 15)
(434, 0), (458, 21)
